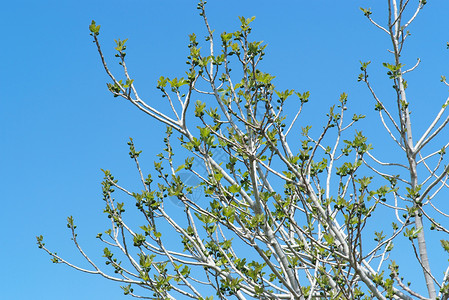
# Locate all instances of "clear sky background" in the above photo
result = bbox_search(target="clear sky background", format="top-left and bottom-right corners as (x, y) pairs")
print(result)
(1, 1), (449, 299)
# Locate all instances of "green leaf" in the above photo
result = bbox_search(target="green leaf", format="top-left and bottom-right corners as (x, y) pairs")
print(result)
(133, 234), (146, 246)
(359, 60), (371, 71)
(441, 240), (449, 253)
(175, 164), (185, 172)
(89, 20), (101, 36)
(360, 7), (372, 17)
(114, 38), (128, 52)
(194, 100), (206, 117)
(229, 184), (240, 193)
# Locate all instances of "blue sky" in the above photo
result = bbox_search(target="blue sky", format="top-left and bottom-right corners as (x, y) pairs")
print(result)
(2, 1), (449, 299)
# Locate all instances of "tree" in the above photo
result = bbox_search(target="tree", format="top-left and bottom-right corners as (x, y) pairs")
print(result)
(37, 1), (449, 299)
